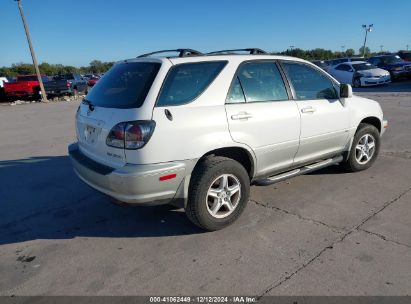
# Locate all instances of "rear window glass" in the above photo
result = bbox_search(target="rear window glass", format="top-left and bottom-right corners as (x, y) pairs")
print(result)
(86, 62), (161, 108)
(156, 61), (227, 107)
(17, 75), (49, 82)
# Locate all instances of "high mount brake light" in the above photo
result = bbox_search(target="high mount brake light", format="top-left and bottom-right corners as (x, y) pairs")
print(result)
(106, 121), (155, 149)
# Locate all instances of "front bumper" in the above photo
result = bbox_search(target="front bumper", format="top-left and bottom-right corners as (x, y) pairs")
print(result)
(68, 143), (194, 205)
(360, 76), (391, 86)
(46, 89), (72, 95)
(391, 69), (411, 78)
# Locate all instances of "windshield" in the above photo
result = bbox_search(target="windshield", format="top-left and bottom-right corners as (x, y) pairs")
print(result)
(382, 55), (403, 64)
(350, 58), (364, 62)
(54, 74), (75, 80)
(352, 63), (377, 71)
(85, 62), (161, 108)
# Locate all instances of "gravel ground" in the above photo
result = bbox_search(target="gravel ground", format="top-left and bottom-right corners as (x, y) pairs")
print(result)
(0, 81), (410, 296)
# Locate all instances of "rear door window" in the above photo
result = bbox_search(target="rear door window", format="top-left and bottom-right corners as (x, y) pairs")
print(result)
(226, 77), (246, 104)
(157, 61), (227, 107)
(85, 62), (161, 108)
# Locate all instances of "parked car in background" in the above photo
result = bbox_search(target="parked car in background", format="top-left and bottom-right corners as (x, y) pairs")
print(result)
(326, 57), (365, 72)
(0, 77), (8, 100)
(311, 60), (328, 71)
(44, 73), (88, 96)
(87, 76), (100, 87)
(69, 48), (387, 231)
(329, 61), (390, 88)
(397, 51), (411, 62)
(3, 74), (49, 100)
(368, 54), (411, 80)
(83, 74), (94, 80)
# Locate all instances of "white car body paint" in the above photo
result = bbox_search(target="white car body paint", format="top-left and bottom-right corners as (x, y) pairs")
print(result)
(70, 53), (386, 204)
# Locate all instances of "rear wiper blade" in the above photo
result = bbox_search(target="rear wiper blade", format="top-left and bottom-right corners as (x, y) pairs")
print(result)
(82, 98), (95, 111)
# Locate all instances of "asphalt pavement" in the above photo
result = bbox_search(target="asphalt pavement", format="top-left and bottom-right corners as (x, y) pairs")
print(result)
(0, 81), (410, 296)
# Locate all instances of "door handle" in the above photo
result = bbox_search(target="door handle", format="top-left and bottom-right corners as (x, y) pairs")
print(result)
(231, 112), (253, 120)
(301, 107), (316, 114)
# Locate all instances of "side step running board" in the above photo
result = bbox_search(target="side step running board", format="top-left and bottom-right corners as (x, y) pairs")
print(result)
(254, 155), (343, 186)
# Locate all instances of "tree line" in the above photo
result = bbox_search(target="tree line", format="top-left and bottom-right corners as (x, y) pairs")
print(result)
(0, 60), (114, 78)
(0, 47), (386, 78)
(274, 46), (383, 60)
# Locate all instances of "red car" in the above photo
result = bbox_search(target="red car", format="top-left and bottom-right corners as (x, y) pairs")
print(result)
(4, 74), (49, 99)
(87, 77), (100, 87)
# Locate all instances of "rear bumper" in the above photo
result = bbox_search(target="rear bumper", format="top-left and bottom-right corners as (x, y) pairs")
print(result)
(68, 143), (195, 205)
(5, 91), (34, 97)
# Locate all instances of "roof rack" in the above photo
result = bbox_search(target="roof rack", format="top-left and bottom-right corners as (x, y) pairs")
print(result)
(206, 48), (267, 55)
(137, 49), (203, 58)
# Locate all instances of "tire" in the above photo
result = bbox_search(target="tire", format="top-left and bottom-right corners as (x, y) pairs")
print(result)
(342, 123), (380, 172)
(186, 156), (250, 231)
(33, 87), (41, 101)
(353, 77), (361, 88)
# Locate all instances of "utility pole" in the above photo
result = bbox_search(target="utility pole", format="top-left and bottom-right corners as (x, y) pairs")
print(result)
(16, 0), (47, 102)
(361, 24), (373, 57)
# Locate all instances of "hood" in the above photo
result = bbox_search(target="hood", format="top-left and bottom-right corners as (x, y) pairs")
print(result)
(357, 68), (390, 77)
(383, 62), (409, 69)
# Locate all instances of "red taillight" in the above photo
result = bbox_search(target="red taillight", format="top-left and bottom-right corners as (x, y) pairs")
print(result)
(66, 81), (71, 88)
(106, 121), (155, 149)
(106, 122), (126, 148)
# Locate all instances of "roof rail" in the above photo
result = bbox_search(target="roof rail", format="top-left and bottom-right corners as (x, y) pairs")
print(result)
(206, 48), (267, 55)
(137, 49), (203, 58)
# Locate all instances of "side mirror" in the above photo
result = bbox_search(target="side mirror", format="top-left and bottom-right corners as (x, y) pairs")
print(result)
(340, 84), (353, 98)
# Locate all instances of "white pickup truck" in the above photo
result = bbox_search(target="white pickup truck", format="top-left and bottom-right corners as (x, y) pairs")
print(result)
(69, 48), (387, 231)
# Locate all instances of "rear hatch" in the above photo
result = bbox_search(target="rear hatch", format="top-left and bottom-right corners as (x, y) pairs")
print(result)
(4, 82), (31, 93)
(44, 79), (69, 93)
(76, 60), (164, 169)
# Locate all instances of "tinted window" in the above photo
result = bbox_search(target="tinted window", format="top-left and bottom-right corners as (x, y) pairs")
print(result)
(399, 52), (411, 60)
(236, 62), (288, 102)
(227, 77), (246, 104)
(349, 58), (364, 62)
(381, 55), (403, 64)
(282, 62), (338, 100)
(85, 62), (161, 109)
(17, 75), (49, 82)
(157, 61), (227, 107)
(336, 64), (351, 71)
(352, 63), (377, 71)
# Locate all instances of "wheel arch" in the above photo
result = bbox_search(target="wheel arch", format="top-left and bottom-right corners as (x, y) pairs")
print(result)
(359, 116), (382, 133)
(195, 146), (256, 179)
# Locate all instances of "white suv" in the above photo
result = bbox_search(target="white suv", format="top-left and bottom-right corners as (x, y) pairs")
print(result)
(69, 48), (388, 231)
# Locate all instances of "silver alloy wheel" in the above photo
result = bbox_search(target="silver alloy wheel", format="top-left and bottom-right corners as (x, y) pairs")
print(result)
(354, 78), (361, 88)
(206, 174), (241, 219)
(355, 134), (376, 165)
